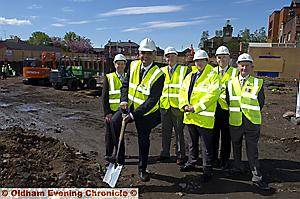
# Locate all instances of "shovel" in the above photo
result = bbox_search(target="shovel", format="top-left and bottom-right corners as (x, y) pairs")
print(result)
(103, 118), (126, 187)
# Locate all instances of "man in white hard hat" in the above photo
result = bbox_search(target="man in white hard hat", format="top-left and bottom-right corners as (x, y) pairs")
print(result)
(227, 53), (269, 190)
(179, 49), (221, 183)
(102, 54), (127, 165)
(212, 46), (238, 170)
(157, 47), (190, 166)
(111, 38), (165, 182)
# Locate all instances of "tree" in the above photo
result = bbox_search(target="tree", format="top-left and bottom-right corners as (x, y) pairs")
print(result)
(239, 27), (267, 43)
(27, 31), (51, 46)
(239, 28), (251, 42)
(64, 32), (79, 41)
(63, 32), (93, 53)
(199, 31), (209, 48)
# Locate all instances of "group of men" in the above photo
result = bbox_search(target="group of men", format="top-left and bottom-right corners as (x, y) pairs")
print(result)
(102, 37), (269, 190)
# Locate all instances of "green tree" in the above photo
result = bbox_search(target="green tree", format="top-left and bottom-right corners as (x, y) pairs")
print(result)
(199, 31), (209, 48)
(239, 28), (251, 42)
(64, 32), (79, 41)
(27, 31), (51, 46)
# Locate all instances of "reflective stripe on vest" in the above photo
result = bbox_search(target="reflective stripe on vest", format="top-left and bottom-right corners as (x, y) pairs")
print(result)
(128, 60), (164, 115)
(160, 65), (188, 109)
(214, 66), (238, 110)
(228, 76), (263, 126)
(106, 72), (123, 111)
(179, 64), (220, 129)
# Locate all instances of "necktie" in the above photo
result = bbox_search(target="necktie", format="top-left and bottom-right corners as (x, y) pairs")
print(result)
(221, 69), (225, 76)
(139, 68), (145, 83)
(240, 78), (245, 87)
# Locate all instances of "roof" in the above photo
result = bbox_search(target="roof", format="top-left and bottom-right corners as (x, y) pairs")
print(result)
(93, 48), (104, 53)
(105, 40), (139, 48)
(0, 40), (62, 52)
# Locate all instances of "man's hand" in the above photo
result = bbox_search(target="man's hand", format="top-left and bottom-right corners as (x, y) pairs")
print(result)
(120, 101), (128, 111)
(105, 113), (113, 122)
(184, 105), (195, 113)
(123, 114), (133, 124)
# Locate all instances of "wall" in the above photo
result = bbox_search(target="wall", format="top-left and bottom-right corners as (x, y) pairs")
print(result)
(249, 46), (300, 79)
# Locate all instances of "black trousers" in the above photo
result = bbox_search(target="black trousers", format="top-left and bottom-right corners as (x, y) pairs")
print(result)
(111, 107), (161, 171)
(212, 103), (231, 166)
(105, 111), (117, 158)
(187, 124), (214, 175)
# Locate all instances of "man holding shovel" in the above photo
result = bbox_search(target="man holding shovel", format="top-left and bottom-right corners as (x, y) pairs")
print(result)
(111, 38), (165, 182)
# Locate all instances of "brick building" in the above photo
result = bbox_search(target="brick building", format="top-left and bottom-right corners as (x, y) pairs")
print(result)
(268, 0), (300, 44)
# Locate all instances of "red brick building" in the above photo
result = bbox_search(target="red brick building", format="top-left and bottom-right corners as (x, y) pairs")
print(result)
(268, 0), (300, 44)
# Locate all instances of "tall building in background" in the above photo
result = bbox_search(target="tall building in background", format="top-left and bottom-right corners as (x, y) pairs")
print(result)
(268, 0), (300, 44)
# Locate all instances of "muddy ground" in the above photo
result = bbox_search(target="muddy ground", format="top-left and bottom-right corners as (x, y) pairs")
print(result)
(0, 77), (299, 198)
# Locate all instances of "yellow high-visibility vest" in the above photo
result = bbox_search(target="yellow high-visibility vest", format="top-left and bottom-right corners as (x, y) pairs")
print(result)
(179, 64), (221, 129)
(106, 72), (124, 112)
(128, 60), (164, 116)
(214, 66), (238, 110)
(228, 76), (263, 126)
(160, 65), (188, 109)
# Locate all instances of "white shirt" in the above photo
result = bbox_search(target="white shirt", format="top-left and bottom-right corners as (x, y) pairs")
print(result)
(168, 64), (177, 76)
(219, 65), (229, 76)
(239, 74), (249, 86)
(116, 71), (125, 81)
(141, 62), (153, 79)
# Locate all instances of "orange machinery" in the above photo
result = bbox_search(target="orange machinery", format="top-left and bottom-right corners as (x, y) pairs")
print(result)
(22, 52), (56, 85)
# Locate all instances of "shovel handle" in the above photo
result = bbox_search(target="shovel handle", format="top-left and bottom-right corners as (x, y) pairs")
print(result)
(115, 119), (126, 164)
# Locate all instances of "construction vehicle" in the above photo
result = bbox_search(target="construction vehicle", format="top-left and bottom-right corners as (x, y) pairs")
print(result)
(49, 59), (97, 91)
(22, 52), (56, 85)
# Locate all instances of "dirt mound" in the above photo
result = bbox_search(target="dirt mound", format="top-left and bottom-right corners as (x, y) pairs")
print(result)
(0, 127), (106, 188)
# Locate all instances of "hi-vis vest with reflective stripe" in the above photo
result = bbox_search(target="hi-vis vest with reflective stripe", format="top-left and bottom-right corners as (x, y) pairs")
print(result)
(106, 72), (124, 112)
(179, 64), (221, 129)
(128, 60), (164, 116)
(228, 76), (263, 126)
(160, 65), (188, 109)
(214, 66), (238, 110)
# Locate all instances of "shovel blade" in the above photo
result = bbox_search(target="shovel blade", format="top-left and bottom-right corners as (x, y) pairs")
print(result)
(103, 163), (123, 188)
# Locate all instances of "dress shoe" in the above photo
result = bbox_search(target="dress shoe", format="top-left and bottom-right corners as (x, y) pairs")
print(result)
(139, 171), (150, 182)
(252, 179), (270, 190)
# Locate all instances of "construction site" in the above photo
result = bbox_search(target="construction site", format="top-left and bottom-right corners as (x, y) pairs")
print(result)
(1, 0), (300, 199)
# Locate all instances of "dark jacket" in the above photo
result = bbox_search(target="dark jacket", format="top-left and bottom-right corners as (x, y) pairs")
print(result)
(121, 62), (165, 120)
(102, 75), (112, 116)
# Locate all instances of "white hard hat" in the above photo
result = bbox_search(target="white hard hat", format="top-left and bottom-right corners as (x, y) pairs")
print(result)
(114, 54), (127, 63)
(216, 46), (230, 55)
(193, 50), (209, 61)
(237, 53), (253, 63)
(164, 46), (178, 56)
(138, 38), (156, 52)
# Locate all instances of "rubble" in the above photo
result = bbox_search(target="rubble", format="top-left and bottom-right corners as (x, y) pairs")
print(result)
(0, 127), (106, 188)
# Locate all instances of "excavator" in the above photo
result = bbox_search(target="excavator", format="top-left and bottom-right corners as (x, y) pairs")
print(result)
(22, 51), (56, 85)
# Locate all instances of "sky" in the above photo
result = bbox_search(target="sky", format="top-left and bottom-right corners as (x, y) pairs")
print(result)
(0, 0), (293, 51)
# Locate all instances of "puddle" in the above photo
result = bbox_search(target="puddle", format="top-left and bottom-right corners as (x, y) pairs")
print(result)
(16, 104), (39, 113)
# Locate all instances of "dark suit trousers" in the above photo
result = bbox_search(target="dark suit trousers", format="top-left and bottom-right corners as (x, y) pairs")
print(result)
(160, 107), (186, 159)
(111, 108), (161, 171)
(212, 103), (231, 165)
(230, 114), (262, 181)
(187, 124), (214, 174)
(105, 112), (117, 158)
